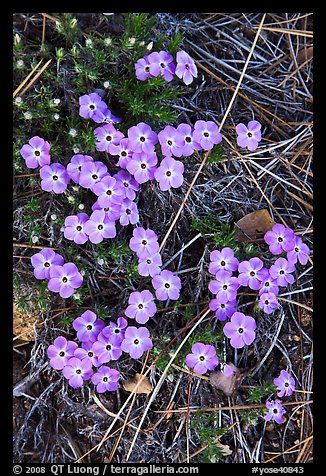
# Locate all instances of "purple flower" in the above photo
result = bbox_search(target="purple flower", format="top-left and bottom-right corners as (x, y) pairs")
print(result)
(158, 125), (185, 157)
(264, 399), (285, 424)
(91, 199), (121, 222)
(126, 151), (158, 184)
(238, 257), (268, 290)
(92, 175), (124, 208)
(120, 326), (153, 359)
(209, 299), (237, 321)
(127, 122), (158, 154)
(209, 247), (239, 276)
(193, 120), (222, 150)
(91, 107), (121, 124)
(40, 163), (70, 194)
(47, 336), (78, 370)
(208, 271), (239, 304)
(48, 263), (83, 298)
(287, 236), (310, 266)
(119, 198), (139, 226)
(152, 269), (182, 301)
(273, 369), (296, 398)
(62, 357), (93, 388)
(105, 317), (128, 343)
(92, 331), (122, 364)
(125, 290), (157, 324)
(259, 273), (279, 296)
(31, 247), (64, 280)
(64, 213), (89, 244)
(236, 121), (262, 151)
(73, 310), (105, 343)
(185, 343), (219, 375)
(79, 92), (107, 119)
(79, 160), (108, 191)
(259, 292), (279, 314)
(264, 224), (296, 255)
(223, 312), (256, 348)
(269, 257), (295, 287)
(138, 252), (162, 278)
(114, 170), (140, 200)
(66, 154), (94, 184)
(176, 123), (201, 156)
(84, 210), (116, 243)
(74, 341), (100, 367)
(20, 136), (51, 169)
(129, 227), (159, 259)
(148, 51), (176, 82)
(220, 361), (235, 378)
(91, 366), (120, 393)
(109, 139), (134, 169)
(175, 50), (198, 85)
(154, 156), (184, 191)
(94, 124), (124, 152)
(135, 55), (152, 81)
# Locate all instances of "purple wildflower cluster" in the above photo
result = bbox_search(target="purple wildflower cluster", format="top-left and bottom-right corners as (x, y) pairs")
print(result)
(264, 368), (296, 425)
(135, 50), (198, 85)
(206, 223), (310, 350)
(30, 248), (83, 298)
(47, 309), (155, 391)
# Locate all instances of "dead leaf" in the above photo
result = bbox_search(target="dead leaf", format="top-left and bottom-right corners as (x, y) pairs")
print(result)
(209, 363), (242, 397)
(13, 303), (37, 345)
(234, 209), (275, 243)
(215, 442), (232, 457)
(297, 45), (313, 64)
(122, 373), (153, 394)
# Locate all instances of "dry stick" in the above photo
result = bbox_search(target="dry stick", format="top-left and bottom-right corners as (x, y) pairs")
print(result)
(13, 59), (43, 98)
(13, 242), (59, 250)
(19, 59), (52, 97)
(263, 434), (313, 464)
(125, 15), (267, 462)
(41, 14), (46, 45)
(262, 13), (313, 27)
(278, 297), (313, 312)
(159, 14), (266, 253)
(286, 190), (313, 212)
(186, 371), (194, 463)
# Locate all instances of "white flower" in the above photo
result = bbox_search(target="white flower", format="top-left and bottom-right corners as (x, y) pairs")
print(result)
(16, 60), (25, 69)
(72, 185), (80, 192)
(103, 80), (110, 89)
(14, 34), (21, 46)
(69, 128), (77, 137)
(78, 203), (85, 210)
(67, 195), (75, 204)
(14, 97), (22, 105)
(51, 214), (57, 220)
(85, 38), (93, 47)
(31, 235), (39, 244)
(97, 258), (105, 266)
(104, 37), (112, 46)
(128, 37), (136, 45)
(53, 98), (61, 105)
(73, 146), (80, 153)
(73, 292), (81, 300)
(53, 113), (60, 120)
(24, 111), (32, 120)
(139, 40), (145, 46)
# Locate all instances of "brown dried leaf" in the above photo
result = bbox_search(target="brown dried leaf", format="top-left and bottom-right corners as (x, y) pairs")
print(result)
(234, 209), (275, 243)
(122, 373), (153, 394)
(297, 45), (313, 64)
(13, 303), (37, 345)
(209, 363), (242, 397)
